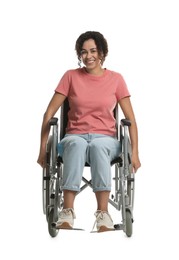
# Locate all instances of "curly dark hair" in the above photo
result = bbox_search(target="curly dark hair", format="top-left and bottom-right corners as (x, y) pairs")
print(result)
(75, 31), (108, 66)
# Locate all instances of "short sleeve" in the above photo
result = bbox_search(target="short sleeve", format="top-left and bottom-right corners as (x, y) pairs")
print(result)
(55, 70), (71, 97)
(115, 73), (130, 101)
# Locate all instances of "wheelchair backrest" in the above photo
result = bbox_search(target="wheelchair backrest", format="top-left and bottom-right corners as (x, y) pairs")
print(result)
(60, 99), (70, 140)
(60, 98), (119, 140)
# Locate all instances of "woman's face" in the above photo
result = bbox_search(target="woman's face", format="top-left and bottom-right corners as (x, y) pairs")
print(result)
(80, 39), (102, 71)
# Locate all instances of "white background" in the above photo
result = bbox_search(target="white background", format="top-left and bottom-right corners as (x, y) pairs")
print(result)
(0, 0), (179, 259)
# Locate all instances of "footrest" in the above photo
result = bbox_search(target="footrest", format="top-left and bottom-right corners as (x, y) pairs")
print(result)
(51, 222), (85, 231)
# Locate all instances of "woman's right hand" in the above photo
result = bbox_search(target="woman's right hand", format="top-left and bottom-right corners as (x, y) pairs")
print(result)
(37, 93), (66, 168)
(37, 149), (46, 168)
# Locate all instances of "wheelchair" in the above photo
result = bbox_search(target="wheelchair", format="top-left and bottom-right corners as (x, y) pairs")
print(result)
(42, 99), (135, 237)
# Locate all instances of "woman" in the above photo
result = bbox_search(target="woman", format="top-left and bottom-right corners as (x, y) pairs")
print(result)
(37, 31), (141, 232)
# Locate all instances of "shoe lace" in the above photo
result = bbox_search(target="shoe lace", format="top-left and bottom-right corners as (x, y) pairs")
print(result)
(91, 210), (112, 231)
(60, 208), (76, 219)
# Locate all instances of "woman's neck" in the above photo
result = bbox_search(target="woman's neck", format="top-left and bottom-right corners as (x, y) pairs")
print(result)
(84, 66), (105, 76)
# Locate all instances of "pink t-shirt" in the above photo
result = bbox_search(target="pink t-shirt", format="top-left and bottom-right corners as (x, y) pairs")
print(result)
(55, 67), (130, 136)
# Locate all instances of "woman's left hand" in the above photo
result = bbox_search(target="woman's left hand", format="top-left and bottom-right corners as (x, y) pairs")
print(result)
(131, 153), (141, 173)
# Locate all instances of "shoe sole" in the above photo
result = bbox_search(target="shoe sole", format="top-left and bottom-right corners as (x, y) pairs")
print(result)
(98, 225), (115, 232)
(56, 222), (73, 229)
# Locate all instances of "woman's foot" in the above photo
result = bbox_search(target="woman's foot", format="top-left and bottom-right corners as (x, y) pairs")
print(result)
(56, 208), (76, 229)
(94, 210), (114, 232)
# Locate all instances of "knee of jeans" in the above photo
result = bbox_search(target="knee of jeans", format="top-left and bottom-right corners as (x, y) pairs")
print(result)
(58, 137), (87, 156)
(65, 137), (87, 151)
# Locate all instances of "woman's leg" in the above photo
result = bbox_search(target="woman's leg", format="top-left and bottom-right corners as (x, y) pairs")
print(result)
(63, 190), (77, 209)
(58, 135), (88, 195)
(88, 135), (121, 196)
(95, 191), (110, 211)
(88, 135), (121, 231)
(56, 135), (88, 228)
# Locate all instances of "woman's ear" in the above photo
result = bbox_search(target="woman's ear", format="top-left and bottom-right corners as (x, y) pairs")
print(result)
(99, 55), (104, 65)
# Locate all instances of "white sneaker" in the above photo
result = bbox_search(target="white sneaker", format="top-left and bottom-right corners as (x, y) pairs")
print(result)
(56, 208), (76, 229)
(93, 210), (114, 232)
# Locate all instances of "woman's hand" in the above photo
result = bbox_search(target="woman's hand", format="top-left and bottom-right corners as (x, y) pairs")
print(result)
(37, 148), (46, 168)
(131, 153), (141, 173)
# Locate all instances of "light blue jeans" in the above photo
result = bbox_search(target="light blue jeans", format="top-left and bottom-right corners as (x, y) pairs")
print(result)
(57, 133), (121, 192)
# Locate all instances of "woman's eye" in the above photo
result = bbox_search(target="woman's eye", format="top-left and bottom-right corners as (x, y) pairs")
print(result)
(81, 50), (87, 55)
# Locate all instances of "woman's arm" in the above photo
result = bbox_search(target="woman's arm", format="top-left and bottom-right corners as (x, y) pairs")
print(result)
(37, 92), (66, 167)
(118, 97), (141, 172)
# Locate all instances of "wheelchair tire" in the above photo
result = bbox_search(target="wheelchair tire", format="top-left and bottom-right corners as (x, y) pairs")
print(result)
(42, 167), (50, 220)
(48, 208), (59, 237)
(43, 136), (54, 222)
(125, 210), (133, 237)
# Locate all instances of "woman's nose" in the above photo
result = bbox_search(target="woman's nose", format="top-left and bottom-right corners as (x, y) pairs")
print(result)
(86, 51), (92, 58)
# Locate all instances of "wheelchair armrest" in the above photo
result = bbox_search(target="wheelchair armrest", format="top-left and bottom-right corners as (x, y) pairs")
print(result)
(121, 119), (131, 127)
(49, 117), (58, 126)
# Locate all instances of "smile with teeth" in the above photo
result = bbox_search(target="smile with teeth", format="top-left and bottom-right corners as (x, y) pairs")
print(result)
(86, 59), (95, 64)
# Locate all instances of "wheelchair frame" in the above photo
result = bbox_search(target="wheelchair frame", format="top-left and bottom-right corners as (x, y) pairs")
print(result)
(42, 99), (135, 237)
